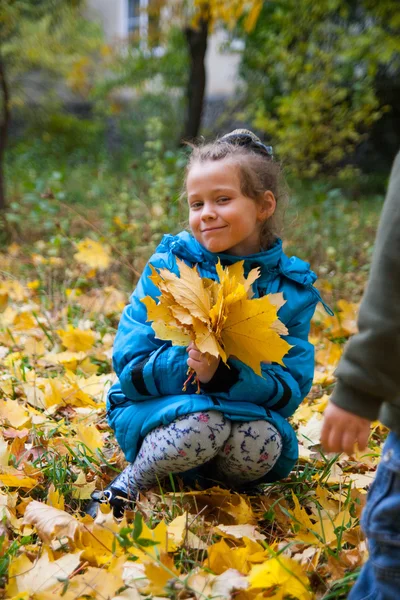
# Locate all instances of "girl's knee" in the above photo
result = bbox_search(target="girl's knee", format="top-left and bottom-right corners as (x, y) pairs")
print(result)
(171, 411), (231, 454)
(226, 420), (282, 453)
(189, 411), (231, 444)
(216, 420), (283, 482)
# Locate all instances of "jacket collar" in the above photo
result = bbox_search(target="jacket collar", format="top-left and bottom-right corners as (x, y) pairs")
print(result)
(157, 231), (317, 287)
(163, 231), (282, 272)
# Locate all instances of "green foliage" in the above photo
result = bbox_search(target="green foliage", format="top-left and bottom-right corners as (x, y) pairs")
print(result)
(93, 25), (188, 148)
(5, 117), (188, 283)
(24, 112), (106, 158)
(240, 0), (400, 176)
(95, 26), (188, 97)
(284, 177), (383, 299)
(5, 127), (384, 302)
(0, 1), (101, 92)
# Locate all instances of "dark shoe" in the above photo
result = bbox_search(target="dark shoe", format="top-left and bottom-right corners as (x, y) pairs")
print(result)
(85, 486), (133, 519)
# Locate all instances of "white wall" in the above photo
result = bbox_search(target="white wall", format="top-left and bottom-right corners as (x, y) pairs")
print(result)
(205, 29), (241, 97)
(86, 0), (127, 41)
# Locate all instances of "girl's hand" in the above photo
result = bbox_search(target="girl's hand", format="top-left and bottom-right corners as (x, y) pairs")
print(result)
(320, 403), (371, 456)
(186, 342), (220, 383)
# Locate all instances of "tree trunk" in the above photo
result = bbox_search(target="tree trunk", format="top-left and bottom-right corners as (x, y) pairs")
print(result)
(181, 18), (208, 142)
(0, 52), (10, 212)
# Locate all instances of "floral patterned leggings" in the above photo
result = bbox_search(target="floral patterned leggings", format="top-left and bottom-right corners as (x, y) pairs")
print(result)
(113, 411), (282, 498)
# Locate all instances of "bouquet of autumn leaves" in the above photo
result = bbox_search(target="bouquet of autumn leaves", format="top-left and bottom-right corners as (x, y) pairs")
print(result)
(141, 259), (292, 392)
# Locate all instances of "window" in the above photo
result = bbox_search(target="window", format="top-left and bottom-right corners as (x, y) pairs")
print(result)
(126, 0), (162, 52)
(127, 0), (141, 34)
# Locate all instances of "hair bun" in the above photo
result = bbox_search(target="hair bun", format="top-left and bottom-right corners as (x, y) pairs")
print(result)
(221, 129), (262, 144)
(219, 129), (273, 158)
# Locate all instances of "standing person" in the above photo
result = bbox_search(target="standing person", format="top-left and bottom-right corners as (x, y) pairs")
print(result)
(321, 151), (400, 599)
(87, 129), (328, 517)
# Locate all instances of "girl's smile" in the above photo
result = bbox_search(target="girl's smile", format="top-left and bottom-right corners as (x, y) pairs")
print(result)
(187, 159), (276, 255)
(201, 225), (228, 232)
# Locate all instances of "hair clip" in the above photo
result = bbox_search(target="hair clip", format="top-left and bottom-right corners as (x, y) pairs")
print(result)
(220, 132), (273, 158)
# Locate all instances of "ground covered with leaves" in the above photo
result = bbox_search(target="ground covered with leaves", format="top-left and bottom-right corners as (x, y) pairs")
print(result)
(0, 231), (386, 600)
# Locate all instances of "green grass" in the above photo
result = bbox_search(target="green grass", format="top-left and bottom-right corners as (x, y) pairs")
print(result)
(4, 145), (385, 301)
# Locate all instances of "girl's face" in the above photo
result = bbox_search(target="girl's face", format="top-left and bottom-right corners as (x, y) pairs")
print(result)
(187, 159), (276, 255)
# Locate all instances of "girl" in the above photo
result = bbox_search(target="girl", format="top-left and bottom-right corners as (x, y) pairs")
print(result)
(87, 129), (329, 517)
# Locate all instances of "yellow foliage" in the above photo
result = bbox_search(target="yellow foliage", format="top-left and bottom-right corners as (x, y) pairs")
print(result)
(142, 259), (291, 377)
(144, 553), (181, 595)
(248, 555), (312, 599)
(0, 238), (383, 597)
(0, 400), (31, 429)
(46, 483), (65, 511)
(58, 325), (96, 352)
(75, 422), (104, 454)
(71, 471), (97, 500)
(7, 549), (81, 597)
(74, 238), (111, 271)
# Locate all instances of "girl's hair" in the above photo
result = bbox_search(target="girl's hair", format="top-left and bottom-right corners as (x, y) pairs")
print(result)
(185, 129), (288, 250)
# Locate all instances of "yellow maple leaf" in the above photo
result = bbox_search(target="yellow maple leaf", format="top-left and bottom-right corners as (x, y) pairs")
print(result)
(181, 487), (257, 525)
(152, 320), (192, 346)
(75, 422), (103, 454)
(24, 501), (82, 545)
(0, 470), (38, 489)
(49, 565), (124, 599)
(166, 513), (188, 548)
(144, 553), (181, 595)
(0, 436), (10, 467)
(24, 337), (46, 357)
(139, 519), (174, 557)
(142, 259), (291, 378)
(158, 259), (211, 322)
(289, 492), (352, 548)
(223, 296), (291, 375)
(46, 483), (65, 511)
(42, 351), (87, 371)
(0, 280), (27, 303)
(7, 549), (81, 597)
(206, 538), (252, 575)
(0, 400), (30, 429)
(214, 524), (266, 543)
(315, 340), (342, 367)
(248, 555), (312, 599)
(58, 325), (96, 352)
(71, 471), (97, 500)
(13, 312), (37, 331)
(74, 238), (111, 271)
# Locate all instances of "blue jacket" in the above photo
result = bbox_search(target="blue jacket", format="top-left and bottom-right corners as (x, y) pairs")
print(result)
(107, 231), (327, 483)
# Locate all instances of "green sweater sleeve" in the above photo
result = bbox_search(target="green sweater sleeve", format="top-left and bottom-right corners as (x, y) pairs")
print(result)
(331, 151), (400, 423)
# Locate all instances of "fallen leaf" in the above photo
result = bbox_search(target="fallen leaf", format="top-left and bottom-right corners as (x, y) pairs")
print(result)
(145, 553), (181, 595)
(7, 549), (81, 596)
(74, 238), (111, 271)
(248, 555), (312, 599)
(214, 524), (266, 542)
(58, 325), (96, 352)
(24, 501), (82, 545)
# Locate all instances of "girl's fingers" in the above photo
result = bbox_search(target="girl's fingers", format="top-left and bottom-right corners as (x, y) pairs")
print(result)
(188, 348), (202, 361)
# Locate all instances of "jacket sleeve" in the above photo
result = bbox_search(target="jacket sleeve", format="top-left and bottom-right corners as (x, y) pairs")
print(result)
(113, 261), (191, 400)
(206, 297), (317, 418)
(330, 151), (400, 420)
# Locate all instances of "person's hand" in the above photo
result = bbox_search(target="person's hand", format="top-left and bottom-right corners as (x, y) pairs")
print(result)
(186, 342), (220, 383)
(320, 403), (371, 455)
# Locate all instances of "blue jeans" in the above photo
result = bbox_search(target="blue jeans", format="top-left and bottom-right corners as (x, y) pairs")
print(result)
(349, 432), (400, 600)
